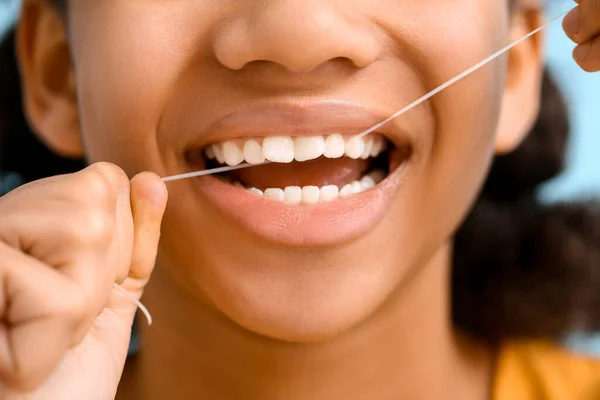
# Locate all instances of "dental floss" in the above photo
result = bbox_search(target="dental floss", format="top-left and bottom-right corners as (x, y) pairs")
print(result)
(113, 282), (153, 325)
(159, 6), (574, 183)
(352, 6), (575, 140)
(126, 7), (575, 323)
(162, 161), (272, 182)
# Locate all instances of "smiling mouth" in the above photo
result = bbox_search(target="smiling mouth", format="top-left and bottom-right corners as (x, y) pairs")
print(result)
(178, 102), (415, 245)
(186, 133), (408, 205)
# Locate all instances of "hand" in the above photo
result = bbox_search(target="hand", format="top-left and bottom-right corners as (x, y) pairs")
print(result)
(563, 0), (600, 71)
(0, 162), (168, 399)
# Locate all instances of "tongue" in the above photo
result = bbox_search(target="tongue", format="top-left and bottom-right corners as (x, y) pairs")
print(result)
(231, 158), (370, 191)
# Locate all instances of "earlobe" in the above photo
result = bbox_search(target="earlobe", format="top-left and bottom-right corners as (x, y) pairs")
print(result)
(16, 1), (83, 158)
(495, 4), (545, 155)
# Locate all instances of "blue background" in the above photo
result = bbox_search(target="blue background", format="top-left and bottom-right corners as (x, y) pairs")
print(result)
(1, 1), (599, 355)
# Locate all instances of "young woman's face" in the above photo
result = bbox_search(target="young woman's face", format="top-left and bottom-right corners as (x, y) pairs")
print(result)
(25, 0), (542, 341)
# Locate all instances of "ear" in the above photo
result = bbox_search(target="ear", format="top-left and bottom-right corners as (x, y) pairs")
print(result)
(495, 1), (545, 155)
(16, 0), (83, 158)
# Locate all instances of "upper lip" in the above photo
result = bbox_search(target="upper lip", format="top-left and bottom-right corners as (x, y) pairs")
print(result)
(183, 100), (410, 151)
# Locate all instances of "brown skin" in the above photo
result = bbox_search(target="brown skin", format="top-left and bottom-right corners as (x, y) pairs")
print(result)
(564, 0), (600, 72)
(2, 0), (598, 398)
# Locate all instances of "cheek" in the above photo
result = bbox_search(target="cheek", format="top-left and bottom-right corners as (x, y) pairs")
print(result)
(377, 1), (509, 169)
(425, 29), (508, 238)
(379, 2), (509, 253)
(68, 3), (218, 175)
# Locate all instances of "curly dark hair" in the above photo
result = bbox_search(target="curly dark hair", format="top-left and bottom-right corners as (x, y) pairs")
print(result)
(1, 0), (599, 346)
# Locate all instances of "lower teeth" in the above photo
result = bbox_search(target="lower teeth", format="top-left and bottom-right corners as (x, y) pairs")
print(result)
(231, 169), (386, 205)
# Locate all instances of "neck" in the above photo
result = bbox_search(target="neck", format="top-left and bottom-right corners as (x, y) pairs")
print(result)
(135, 243), (492, 400)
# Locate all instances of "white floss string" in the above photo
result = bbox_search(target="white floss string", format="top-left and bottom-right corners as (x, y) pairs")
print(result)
(122, 7), (575, 324)
(162, 161), (272, 182)
(353, 7), (575, 140)
(160, 6), (574, 183)
(112, 282), (153, 325)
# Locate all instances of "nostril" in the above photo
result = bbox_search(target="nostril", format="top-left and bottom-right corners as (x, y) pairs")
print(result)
(211, 2), (382, 74)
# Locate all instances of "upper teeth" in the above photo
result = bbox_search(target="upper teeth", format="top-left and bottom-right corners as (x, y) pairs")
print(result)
(207, 135), (387, 166)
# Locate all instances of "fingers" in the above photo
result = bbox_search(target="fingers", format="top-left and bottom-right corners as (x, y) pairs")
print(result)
(105, 172), (167, 327)
(127, 172), (168, 287)
(563, 0), (600, 71)
(107, 168), (135, 286)
(66, 163), (133, 300)
(0, 162), (136, 346)
(0, 242), (85, 390)
(0, 163), (167, 391)
(574, 36), (600, 71)
(563, 0), (600, 43)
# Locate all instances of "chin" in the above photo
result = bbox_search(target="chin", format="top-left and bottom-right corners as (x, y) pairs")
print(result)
(195, 253), (399, 343)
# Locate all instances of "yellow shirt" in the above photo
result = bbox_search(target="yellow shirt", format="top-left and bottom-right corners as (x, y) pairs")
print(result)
(493, 341), (600, 400)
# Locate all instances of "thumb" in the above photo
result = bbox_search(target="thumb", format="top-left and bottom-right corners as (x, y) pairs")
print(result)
(126, 172), (168, 289)
(91, 173), (166, 369)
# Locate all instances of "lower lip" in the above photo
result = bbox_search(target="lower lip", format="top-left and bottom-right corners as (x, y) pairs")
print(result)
(192, 164), (408, 247)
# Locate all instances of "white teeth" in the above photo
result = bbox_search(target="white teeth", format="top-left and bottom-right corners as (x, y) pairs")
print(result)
(263, 137), (294, 163)
(359, 176), (376, 191)
(264, 188), (285, 202)
(284, 186), (302, 204)
(369, 138), (379, 157)
(339, 183), (354, 198)
(371, 137), (386, 157)
(213, 144), (226, 164)
(351, 181), (362, 193)
(223, 141), (245, 166)
(345, 137), (365, 159)
(294, 136), (325, 162)
(361, 139), (373, 160)
(248, 187), (264, 196)
(323, 134), (346, 158)
(302, 186), (321, 205)
(207, 134), (387, 165)
(205, 146), (215, 159)
(232, 168), (387, 204)
(244, 140), (266, 165)
(320, 185), (339, 202)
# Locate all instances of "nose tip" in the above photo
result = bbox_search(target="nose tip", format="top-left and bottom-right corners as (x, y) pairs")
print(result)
(212, 1), (382, 73)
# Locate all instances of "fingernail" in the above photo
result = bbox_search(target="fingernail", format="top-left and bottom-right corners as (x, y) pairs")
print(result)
(574, 42), (591, 61)
(563, 10), (579, 36)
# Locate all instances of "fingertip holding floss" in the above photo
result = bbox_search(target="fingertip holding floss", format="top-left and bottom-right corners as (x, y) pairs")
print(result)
(112, 282), (153, 326)
(158, 7), (575, 184)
